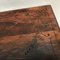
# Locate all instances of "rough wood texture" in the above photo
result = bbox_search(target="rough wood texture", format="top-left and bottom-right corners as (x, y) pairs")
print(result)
(0, 5), (60, 60)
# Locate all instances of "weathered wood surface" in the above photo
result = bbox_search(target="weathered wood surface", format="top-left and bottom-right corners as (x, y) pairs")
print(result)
(0, 5), (59, 33)
(0, 5), (60, 60)
(0, 31), (60, 60)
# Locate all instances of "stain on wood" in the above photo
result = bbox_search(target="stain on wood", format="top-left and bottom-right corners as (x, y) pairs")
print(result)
(0, 5), (60, 60)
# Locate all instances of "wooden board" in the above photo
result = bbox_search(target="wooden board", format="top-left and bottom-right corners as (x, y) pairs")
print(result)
(0, 5), (59, 37)
(0, 5), (60, 60)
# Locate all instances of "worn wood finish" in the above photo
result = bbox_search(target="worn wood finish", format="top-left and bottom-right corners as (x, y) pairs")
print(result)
(0, 5), (60, 60)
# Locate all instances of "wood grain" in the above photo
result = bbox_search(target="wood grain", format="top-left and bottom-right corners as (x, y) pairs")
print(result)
(0, 5), (60, 60)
